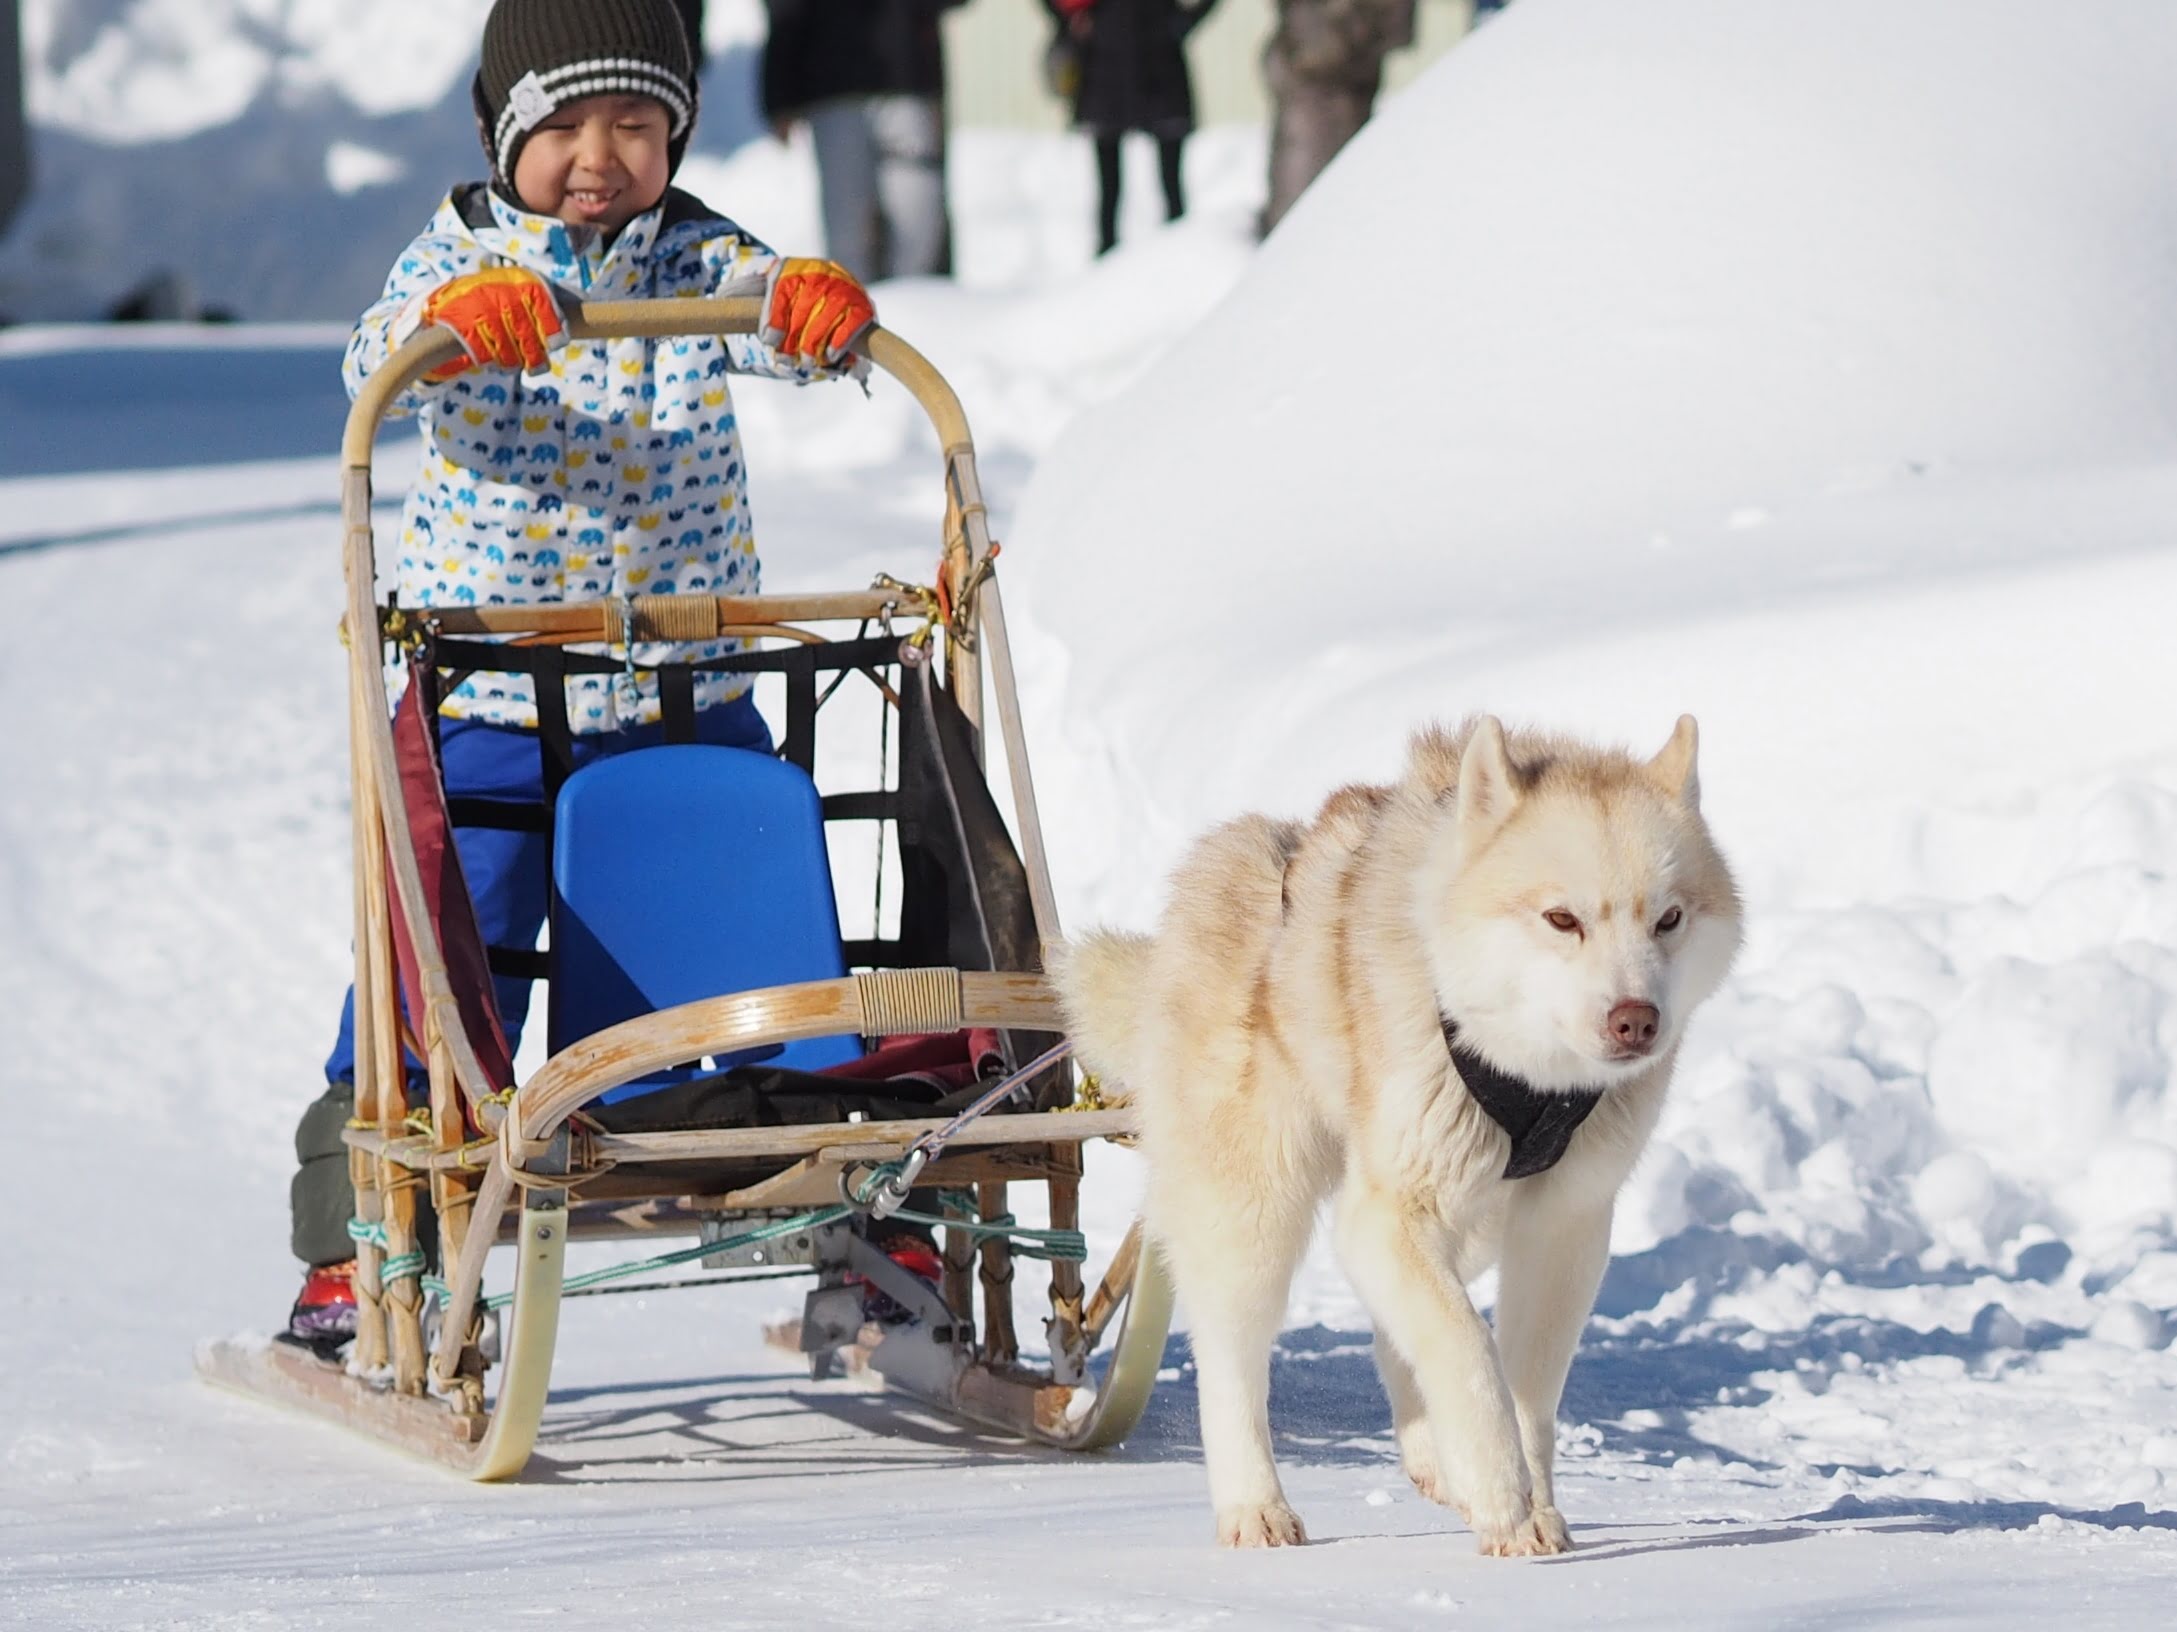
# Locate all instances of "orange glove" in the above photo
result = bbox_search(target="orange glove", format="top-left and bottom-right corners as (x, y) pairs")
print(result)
(420, 268), (565, 381)
(761, 258), (875, 365)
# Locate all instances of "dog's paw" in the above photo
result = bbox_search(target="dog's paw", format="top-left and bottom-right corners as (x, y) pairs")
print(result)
(1217, 1501), (1309, 1548)
(1405, 1462), (1455, 1507)
(1397, 1432), (1455, 1507)
(1477, 1503), (1572, 1558)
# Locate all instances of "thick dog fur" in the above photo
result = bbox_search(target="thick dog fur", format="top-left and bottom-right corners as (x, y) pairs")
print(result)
(1053, 716), (1741, 1554)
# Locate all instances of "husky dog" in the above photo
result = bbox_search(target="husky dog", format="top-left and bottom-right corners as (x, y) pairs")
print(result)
(1054, 716), (1741, 1554)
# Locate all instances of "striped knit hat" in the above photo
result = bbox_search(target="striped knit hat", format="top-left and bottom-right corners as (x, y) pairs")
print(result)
(472, 0), (699, 189)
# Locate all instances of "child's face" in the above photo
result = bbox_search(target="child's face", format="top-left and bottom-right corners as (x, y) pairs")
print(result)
(512, 93), (673, 238)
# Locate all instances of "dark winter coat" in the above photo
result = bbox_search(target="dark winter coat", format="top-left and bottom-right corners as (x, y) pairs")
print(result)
(1046, 0), (1221, 139)
(761, 0), (965, 122)
(672, 0), (708, 64)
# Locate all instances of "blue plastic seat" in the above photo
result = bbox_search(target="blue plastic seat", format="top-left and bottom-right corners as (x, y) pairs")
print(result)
(548, 745), (863, 1103)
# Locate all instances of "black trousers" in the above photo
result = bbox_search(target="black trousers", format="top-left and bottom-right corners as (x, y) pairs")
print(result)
(1094, 131), (1187, 254)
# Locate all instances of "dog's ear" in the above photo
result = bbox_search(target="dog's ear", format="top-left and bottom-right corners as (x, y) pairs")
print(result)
(1647, 714), (1701, 808)
(1457, 715), (1520, 835)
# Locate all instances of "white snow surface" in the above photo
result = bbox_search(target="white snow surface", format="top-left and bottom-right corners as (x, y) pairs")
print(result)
(5, 0), (2177, 1626)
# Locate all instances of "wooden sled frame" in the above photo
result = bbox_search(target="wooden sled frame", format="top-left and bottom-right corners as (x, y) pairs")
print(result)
(198, 298), (1168, 1478)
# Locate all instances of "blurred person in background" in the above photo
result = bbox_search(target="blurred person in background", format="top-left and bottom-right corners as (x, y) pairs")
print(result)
(2, 0), (26, 249)
(762, 1), (965, 281)
(1044, 0), (1222, 257)
(1261, 0), (1501, 235)
(673, 0), (708, 69)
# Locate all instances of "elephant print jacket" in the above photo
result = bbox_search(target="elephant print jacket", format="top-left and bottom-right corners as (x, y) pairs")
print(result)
(345, 182), (849, 732)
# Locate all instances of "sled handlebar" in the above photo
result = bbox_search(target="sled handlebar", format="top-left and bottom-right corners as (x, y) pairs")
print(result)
(340, 295), (976, 482)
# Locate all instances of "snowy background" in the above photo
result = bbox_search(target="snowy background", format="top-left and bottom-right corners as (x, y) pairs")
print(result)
(4, 0), (2176, 1625)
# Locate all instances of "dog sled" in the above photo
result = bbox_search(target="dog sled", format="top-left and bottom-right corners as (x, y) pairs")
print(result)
(196, 296), (1168, 1478)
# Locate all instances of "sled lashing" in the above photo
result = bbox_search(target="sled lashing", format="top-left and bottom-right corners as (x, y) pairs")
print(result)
(196, 298), (1168, 1477)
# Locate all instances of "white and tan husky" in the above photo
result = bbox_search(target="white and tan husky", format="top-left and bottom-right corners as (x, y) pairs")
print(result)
(1054, 716), (1741, 1555)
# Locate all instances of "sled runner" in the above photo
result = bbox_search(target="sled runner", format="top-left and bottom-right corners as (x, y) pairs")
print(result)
(196, 296), (1169, 1478)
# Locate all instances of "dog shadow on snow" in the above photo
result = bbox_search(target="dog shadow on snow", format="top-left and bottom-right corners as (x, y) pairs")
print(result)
(1112, 1224), (2177, 1554)
(516, 1225), (2174, 1550)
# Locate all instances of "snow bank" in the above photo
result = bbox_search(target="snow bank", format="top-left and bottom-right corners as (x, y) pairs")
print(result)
(1017, 0), (2177, 785)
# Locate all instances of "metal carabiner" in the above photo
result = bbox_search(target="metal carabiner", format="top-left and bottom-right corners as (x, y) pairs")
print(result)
(850, 1146), (929, 1222)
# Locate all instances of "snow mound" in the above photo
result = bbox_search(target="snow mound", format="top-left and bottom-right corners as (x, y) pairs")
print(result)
(1018, 0), (2177, 699)
(1622, 767), (2177, 1295)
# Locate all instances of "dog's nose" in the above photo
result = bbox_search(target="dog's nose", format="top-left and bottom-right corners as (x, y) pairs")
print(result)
(1607, 1001), (1660, 1053)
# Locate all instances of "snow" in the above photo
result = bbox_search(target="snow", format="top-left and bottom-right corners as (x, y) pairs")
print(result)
(5, 0), (2177, 1624)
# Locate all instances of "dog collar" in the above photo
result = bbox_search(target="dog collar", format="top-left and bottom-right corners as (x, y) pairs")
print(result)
(1440, 1017), (1605, 1179)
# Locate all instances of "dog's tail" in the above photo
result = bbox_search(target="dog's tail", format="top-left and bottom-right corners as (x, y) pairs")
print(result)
(1048, 931), (1158, 1101)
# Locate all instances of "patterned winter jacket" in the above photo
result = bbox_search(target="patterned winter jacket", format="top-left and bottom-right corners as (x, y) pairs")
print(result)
(344, 182), (844, 732)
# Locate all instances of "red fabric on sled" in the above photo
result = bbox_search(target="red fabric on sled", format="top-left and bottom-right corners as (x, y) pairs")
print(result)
(384, 673), (516, 1124)
(815, 1027), (1006, 1090)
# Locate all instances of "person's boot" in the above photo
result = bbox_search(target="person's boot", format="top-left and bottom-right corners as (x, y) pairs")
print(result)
(280, 1259), (359, 1360)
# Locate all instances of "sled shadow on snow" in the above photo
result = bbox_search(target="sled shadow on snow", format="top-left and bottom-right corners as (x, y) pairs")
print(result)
(509, 1333), (1220, 1486)
(516, 1368), (1081, 1486)
(507, 1221), (2143, 1498)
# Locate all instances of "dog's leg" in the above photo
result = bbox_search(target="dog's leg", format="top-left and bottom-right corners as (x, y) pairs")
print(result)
(1158, 1181), (1318, 1548)
(1333, 1179), (1535, 1555)
(1372, 1333), (1452, 1506)
(1491, 1190), (1614, 1556)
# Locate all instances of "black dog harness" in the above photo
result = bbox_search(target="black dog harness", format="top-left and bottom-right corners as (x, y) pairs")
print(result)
(1440, 1018), (1605, 1180)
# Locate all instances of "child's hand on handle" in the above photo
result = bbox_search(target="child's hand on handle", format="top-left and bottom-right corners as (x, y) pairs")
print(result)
(761, 258), (876, 367)
(421, 268), (566, 382)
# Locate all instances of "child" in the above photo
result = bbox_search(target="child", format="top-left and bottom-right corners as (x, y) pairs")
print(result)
(286, 0), (878, 1349)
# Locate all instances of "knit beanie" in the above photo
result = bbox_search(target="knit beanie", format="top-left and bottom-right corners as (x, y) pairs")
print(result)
(471, 0), (699, 189)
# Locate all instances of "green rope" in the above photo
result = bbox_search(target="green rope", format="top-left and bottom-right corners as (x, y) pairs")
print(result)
(852, 1167), (1087, 1262)
(555, 1205), (856, 1302)
(403, 1179), (1088, 1320)
(888, 1204), (1085, 1262)
(425, 1204), (856, 1313)
(348, 1219), (427, 1282)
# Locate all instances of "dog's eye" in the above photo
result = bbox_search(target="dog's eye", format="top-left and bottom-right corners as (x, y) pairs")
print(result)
(1543, 909), (1581, 934)
(1655, 906), (1684, 933)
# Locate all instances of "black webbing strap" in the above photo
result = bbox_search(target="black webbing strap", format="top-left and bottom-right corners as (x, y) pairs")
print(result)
(445, 797), (550, 833)
(780, 651), (817, 773)
(527, 645), (576, 805)
(410, 638), (445, 758)
(658, 663), (698, 744)
(491, 948), (550, 981)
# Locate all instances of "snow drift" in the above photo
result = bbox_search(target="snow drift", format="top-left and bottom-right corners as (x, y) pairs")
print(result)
(1021, 0), (2177, 731)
